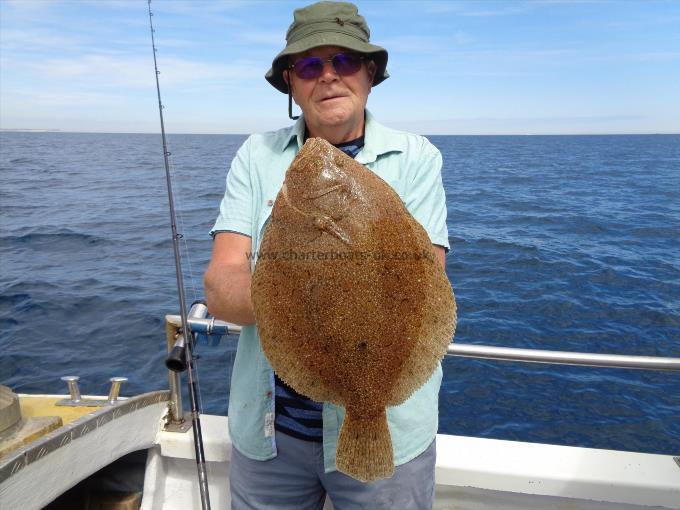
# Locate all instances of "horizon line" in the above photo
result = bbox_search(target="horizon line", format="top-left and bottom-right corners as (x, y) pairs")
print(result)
(2, 129), (679, 137)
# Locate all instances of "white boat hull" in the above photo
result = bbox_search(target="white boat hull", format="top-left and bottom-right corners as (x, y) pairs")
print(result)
(141, 414), (680, 510)
(3, 397), (678, 510)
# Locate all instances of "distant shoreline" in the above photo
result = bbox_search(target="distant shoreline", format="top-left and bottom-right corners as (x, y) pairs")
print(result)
(1, 129), (679, 137)
(0, 129), (62, 133)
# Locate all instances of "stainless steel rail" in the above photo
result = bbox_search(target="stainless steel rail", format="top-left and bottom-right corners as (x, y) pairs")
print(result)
(448, 343), (680, 371)
(166, 315), (680, 373)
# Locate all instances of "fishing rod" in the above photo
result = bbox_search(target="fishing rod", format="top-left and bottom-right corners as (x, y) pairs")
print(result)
(147, 2), (211, 509)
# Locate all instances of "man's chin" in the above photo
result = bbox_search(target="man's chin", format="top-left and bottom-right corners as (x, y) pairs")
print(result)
(315, 111), (351, 127)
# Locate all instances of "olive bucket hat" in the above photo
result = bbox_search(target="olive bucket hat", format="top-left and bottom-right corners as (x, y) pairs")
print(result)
(265, 1), (389, 94)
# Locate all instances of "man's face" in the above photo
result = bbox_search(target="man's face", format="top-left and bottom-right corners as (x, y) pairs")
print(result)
(285, 45), (375, 141)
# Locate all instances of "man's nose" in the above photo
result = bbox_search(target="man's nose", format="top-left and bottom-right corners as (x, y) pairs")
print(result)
(318, 60), (339, 81)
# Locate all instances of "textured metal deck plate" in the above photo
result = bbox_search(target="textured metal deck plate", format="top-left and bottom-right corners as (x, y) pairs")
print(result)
(0, 390), (169, 483)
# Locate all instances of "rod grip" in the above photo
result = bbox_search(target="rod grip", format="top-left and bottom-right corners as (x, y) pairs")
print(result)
(165, 300), (209, 373)
(166, 343), (187, 372)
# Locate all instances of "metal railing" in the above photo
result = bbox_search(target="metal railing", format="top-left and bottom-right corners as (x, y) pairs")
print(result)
(164, 314), (680, 421)
(166, 315), (680, 419)
(165, 315), (680, 431)
(448, 343), (680, 371)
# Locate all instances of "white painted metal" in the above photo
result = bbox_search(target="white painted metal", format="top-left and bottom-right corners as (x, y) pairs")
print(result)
(142, 415), (680, 510)
(142, 415), (233, 510)
(5, 392), (674, 510)
(141, 447), (230, 510)
(158, 414), (230, 463)
(0, 397), (167, 510)
(435, 434), (680, 508)
(4, 394), (677, 509)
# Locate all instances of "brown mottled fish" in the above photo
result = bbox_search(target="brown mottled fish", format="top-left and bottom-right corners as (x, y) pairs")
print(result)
(251, 137), (456, 482)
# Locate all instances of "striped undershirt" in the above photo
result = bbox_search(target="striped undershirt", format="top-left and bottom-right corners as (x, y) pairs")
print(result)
(274, 135), (365, 442)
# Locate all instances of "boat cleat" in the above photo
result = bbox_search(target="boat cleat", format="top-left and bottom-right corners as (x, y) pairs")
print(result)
(56, 376), (129, 407)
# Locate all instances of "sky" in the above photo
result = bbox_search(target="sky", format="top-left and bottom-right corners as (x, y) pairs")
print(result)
(1, 0), (679, 135)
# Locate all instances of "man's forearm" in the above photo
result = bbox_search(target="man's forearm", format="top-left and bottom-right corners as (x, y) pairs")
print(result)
(204, 267), (256, 326)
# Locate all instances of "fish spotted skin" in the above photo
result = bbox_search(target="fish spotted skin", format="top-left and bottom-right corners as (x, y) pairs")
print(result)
(252, 137), (456, 482)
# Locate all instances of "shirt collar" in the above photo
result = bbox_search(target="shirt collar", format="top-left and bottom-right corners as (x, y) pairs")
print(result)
(280, 116), (306, 152)
(279, 110), (406, 164)
(356, 110), (406, 164)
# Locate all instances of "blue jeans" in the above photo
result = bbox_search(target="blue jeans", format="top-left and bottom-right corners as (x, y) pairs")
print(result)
(230, 431), (436, 510)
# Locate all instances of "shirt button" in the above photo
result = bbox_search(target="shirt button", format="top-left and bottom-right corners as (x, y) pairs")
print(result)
(267, 199), (274, 206)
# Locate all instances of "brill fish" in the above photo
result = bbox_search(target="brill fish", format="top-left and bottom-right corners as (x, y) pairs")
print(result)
(252, 137), (456, 482)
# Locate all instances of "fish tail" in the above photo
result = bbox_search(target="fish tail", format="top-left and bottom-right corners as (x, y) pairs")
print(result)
(336, 408), (394, 482)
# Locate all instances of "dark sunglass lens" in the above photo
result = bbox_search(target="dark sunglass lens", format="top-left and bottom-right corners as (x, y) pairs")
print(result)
(294, 57), (323, 79)
(332, 53), (363, 76)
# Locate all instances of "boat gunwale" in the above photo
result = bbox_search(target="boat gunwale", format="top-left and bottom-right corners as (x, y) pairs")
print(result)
(0, 389), (169, 483)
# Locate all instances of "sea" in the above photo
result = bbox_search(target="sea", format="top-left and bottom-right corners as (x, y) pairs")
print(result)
(1, 132), (678, 456)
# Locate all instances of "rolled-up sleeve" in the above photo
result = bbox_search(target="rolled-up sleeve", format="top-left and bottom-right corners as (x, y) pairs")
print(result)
(405, 138), (450, 250)
(210, 136), (254, 238)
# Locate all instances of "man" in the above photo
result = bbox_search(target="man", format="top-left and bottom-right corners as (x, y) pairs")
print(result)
(204, 2), (450, 508)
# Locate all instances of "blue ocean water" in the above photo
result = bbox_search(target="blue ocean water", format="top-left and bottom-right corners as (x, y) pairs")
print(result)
(1, 132), (678, 455)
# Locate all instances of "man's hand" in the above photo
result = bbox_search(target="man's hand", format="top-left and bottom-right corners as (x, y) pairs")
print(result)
(204, 232), (256, 325)
(434, 245), (446, 270)
(205, 235), (446, 325)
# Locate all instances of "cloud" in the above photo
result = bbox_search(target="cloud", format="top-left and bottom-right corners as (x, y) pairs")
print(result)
(629, 51), (680, 62)
(457, 114), (647, 123)
(238, 31), (284, 48)
(422, 0), (606, 17)
(422, 1), (532, 17)
(0, 28), (88, 54)
(386, 113), (666, 135)
(149, 0), (251, 16)
(23, 54), (261, 89)
(379, 35), (443, 54)
(451, 49), (574, 61)
(377, 32), (474, 55)
(2, 89), (128, 108)
(1, 0), (57, 14)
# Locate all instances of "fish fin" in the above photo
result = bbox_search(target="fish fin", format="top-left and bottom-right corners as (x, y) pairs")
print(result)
(313, 215), (352, 245)
(336, 408), (394, 482)
(302, 183), (344, 200)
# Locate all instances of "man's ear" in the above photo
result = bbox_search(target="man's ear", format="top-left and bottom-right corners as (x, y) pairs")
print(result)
(283, 69), (291, 90)
(366, 60), (377, 81)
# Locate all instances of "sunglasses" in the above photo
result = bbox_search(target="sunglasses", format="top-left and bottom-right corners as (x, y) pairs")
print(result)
(289, 53), (365, 80)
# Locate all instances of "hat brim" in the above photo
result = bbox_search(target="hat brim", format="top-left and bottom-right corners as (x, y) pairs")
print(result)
(265, 32), (388, 94)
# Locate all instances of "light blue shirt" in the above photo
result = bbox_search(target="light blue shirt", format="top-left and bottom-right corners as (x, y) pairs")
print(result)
(211, 111), (450, 473)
